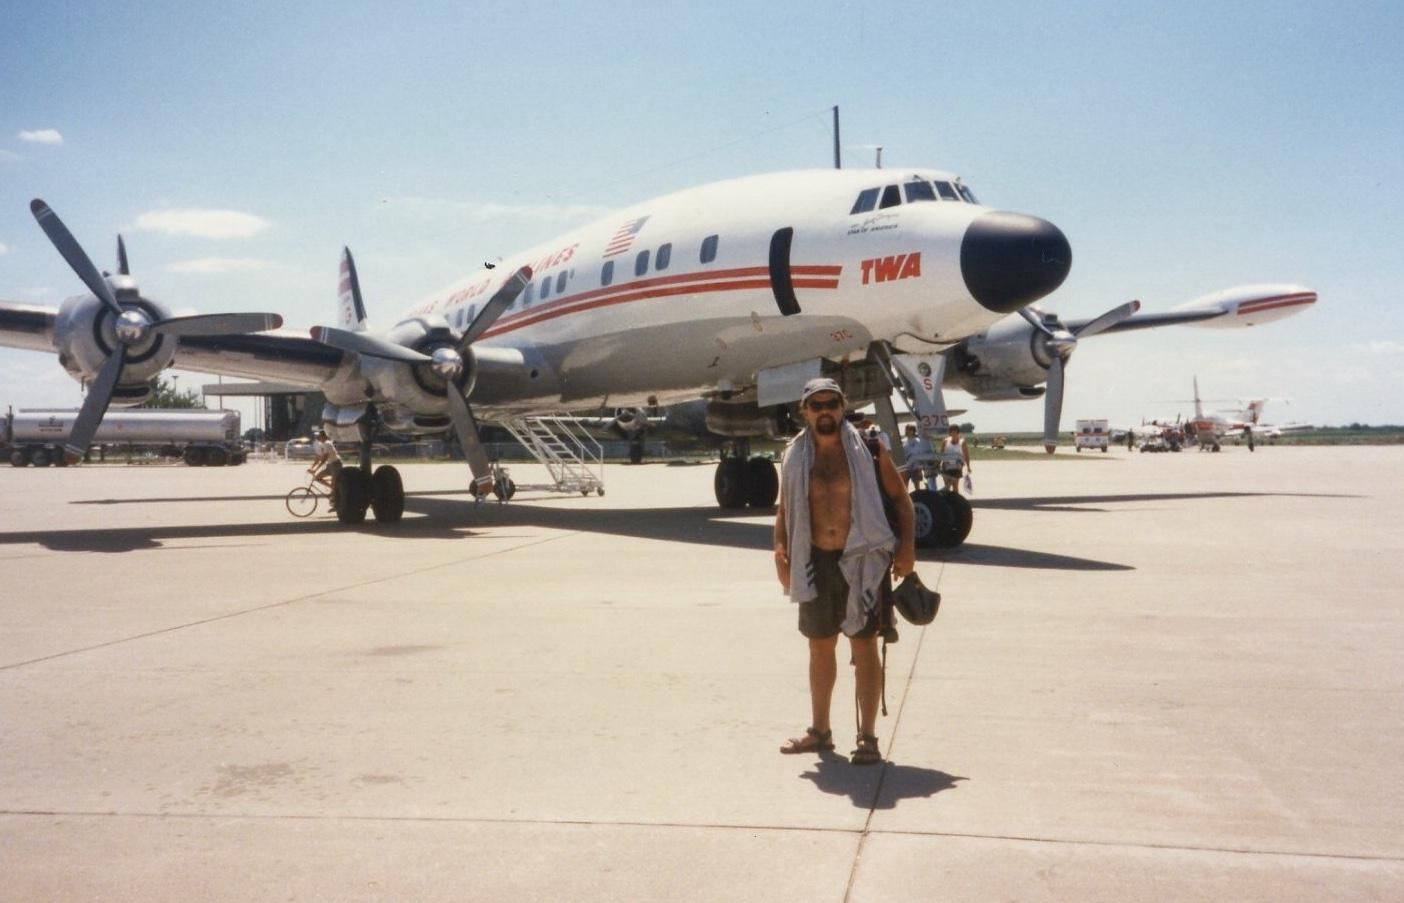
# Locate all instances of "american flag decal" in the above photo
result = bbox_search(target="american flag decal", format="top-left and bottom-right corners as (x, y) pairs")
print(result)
(603, 216), (649, 257)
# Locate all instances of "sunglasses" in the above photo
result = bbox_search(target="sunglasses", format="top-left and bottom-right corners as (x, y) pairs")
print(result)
(805, 398), (843, 412)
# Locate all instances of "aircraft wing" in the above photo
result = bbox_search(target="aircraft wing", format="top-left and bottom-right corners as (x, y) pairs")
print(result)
(1067, 284), (1317, 335)
(173, 331), (345, 388)
(1065, 308), (1223, 334)
(0, 301), (59, 352)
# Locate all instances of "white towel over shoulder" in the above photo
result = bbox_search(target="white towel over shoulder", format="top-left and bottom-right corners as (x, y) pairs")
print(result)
(781, 420), (896, 635)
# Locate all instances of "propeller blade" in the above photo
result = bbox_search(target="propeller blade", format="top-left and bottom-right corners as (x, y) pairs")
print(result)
(1043, 356), (1065, 454)
(157, 312), (283, 336)
(310, 325), (431, 362)
(62, 344), (128, 463)
(1073, 299), (1141, 338)
(460, 266), (533, 346)
(31, 199), (123, 316)
(445, 387), (495, 492)
(117, 235), (130, 276)
(1017, 305), (1056, 337)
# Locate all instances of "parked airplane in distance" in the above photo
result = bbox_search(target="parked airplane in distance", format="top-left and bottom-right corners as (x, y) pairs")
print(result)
(0, 168), (1072, 547)
(1179, 376), (1312, 450)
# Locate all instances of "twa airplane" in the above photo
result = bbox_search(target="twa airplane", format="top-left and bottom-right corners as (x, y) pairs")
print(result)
(943, 283), (1317, 451)
(0, 169), (1071, 545)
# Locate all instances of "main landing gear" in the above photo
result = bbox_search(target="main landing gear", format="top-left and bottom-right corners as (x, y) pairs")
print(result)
(714, 441), (780, 509)
(909, 489), (973, 549)
(330, 440), (406, 525)
(331, 464), (405, 524)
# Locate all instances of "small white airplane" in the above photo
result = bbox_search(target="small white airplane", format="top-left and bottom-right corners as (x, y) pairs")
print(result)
(0, 168), (1073, 547)
(943, 283), (1317, 450)
(1180, 376), (1311, 449)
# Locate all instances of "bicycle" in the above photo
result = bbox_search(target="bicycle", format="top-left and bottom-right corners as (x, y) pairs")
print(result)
(285, 475), (334, 517)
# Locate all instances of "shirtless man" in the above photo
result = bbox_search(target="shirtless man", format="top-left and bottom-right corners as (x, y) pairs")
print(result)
(774, 378), (915, 764)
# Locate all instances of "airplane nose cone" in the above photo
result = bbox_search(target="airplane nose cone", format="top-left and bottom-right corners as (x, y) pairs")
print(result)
(960, 212), (1072, 313)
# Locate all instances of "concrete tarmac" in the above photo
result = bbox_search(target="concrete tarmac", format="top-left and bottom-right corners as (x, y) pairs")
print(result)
(1, 446), (1401, 901)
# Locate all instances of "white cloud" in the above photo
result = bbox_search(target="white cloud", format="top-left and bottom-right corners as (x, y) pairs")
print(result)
(380, 196), (612, 223)
(133, 208), (272, 239)
(19, 129), (64, 145)
(166, 257), (273, 275)
(0, 242), (9, 256)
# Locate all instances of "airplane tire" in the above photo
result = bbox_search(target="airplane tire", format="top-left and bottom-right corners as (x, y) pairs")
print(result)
(335, 466), (370, 524)
(714, 458), (749, 509)
(745, 457), (779, 508)
(494, 475), (516, 502)
(370, 465), (405, 523)
(910, 489), (952, 549)
(940, 490), (973, 547)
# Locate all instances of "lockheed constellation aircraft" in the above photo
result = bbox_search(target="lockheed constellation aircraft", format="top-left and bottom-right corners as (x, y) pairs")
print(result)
(0, 169), (1074, 547)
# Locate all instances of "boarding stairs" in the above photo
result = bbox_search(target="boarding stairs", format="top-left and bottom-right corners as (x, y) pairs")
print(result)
(501, 414), (606, 496)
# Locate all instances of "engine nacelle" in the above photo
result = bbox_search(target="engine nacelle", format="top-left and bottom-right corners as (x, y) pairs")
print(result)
(944, 315), (1048, 400)
(52, 289), (175, 405)
(704, 399), (792, 439)
(359, 315), (477, 418)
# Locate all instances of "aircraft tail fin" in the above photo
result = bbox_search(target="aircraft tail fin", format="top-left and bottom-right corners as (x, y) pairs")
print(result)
(1245, 399), (1266, 424)
(338, 247), (369, 331)
(1193, 376), (1204, 420)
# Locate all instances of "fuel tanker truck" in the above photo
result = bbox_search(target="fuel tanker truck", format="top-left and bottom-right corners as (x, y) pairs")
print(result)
(3, 408), (246, 467)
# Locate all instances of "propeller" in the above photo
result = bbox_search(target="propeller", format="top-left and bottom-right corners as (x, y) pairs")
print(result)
(30, 199), (284, 463)
(1018, 299), (1140, 453)
(311, 263), (532, 492)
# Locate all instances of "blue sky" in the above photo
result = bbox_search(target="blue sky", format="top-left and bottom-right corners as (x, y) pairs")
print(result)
(3, 0), (1402, 430)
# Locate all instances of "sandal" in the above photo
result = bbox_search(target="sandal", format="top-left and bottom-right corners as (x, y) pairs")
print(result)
(851, 733), (882, 766)
(780, 727), (834, 755)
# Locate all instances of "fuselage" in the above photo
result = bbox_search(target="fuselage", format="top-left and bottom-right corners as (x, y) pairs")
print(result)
(347, 168), (1069, 423)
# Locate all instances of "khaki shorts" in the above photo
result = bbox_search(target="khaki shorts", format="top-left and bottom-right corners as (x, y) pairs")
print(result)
(798, 548), (881, 640)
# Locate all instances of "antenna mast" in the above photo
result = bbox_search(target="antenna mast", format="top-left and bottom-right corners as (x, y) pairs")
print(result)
(832, 106), (841, 169)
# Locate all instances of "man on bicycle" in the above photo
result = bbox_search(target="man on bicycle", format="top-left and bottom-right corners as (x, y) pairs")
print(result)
(309, 429), (343, 499)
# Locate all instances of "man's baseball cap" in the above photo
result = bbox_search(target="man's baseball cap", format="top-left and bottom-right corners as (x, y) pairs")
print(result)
(800, 377), (845, 405)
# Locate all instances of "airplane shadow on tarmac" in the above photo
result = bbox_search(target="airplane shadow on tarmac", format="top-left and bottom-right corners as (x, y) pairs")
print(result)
(800, 751), (966, 810)
(0, 487), (1344, 565)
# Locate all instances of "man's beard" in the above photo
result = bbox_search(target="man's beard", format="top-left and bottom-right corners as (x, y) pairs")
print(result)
(814, 416), (840, 435)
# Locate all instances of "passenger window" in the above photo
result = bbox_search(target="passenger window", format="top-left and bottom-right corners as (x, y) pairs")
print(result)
(700, 234), (719, 264)
(522, 284), (534, 307)
(556, 271), (567, 294)
(539, 276), (551, 301)
(601, 260), (615, 286)
(656, 243), (671, 271)
(879, 185), (901, 209)
(957, 184), (979, 204)
(635, 249), (650, 277)
(903, 181), (937, 203)
(934, 181), (959, 201)
(468, 305), (477, 324)
(850, 188), (879, 215)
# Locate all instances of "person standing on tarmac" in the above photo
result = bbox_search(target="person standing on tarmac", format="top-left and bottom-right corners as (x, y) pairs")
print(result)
(774, 378), (915, 766)
(938, 424), (971, 494)
(901, 423), (932, 489)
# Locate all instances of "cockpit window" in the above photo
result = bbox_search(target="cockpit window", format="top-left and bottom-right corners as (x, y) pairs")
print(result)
(850, 188), (879, 215)
(904, 181), (937, 203)
(957, 184), (979, 204)
(934, 180), (959, 201)
(878, 184), (902, 209)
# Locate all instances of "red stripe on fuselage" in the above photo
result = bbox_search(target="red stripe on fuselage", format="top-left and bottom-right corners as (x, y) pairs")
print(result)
(1236, 293), (1316, 315)
(478, 264), (842, 339)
